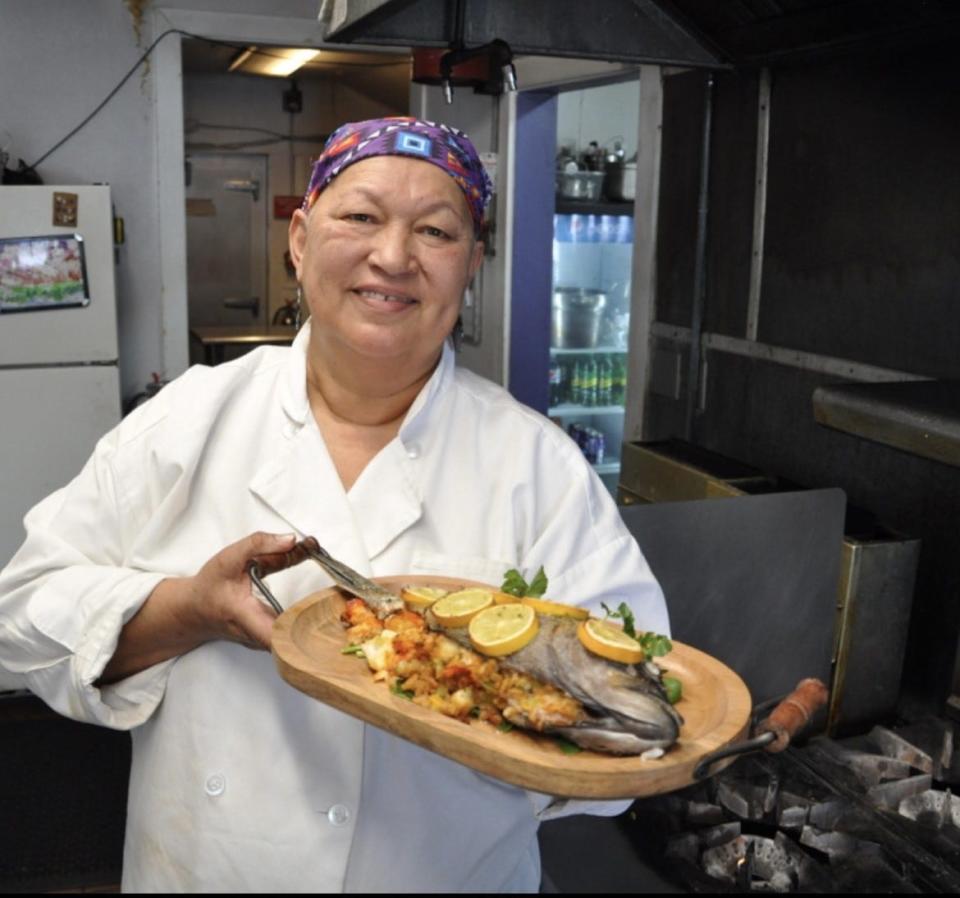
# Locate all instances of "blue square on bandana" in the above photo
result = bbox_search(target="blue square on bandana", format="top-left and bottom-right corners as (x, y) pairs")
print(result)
(396, 132), (431, 156)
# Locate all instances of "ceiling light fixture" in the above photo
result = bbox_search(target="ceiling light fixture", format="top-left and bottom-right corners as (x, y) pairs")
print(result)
(227, 46), (321, 78)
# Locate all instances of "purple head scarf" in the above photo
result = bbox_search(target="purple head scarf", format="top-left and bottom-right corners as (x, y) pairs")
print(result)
(302, 116), (493, 234)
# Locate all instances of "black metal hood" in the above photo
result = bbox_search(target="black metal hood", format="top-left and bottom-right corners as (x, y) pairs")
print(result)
(320, 0), (960, 70)
(320, 0), (724, 68)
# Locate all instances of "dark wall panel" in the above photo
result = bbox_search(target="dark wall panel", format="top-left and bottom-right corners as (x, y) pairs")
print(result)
(759, 45), (960, 373)
(703, 70), (759, 337)
(656, 71), (705, 327)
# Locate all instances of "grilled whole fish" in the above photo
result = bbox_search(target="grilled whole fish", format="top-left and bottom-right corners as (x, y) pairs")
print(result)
(298, 537), (682, 755)
(428, 612), (682, 755)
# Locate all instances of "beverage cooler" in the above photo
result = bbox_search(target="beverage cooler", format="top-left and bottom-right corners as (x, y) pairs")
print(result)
(548, 209), (633, 494)
(507, 84), (639, 498)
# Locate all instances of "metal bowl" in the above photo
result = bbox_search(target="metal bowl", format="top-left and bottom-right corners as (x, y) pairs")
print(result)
(556, 171), (605, 201)
(552, 288), (607, 348)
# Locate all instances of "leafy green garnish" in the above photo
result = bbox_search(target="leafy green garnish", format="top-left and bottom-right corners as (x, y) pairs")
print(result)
(497, 721), (516, 733)
(662, 675), (682, 705)
(501, 566), (548, 598)
(390, 680), (415, 700)
(601, 601), (637, 638)
(501, 569), (528, 597)
(526, 567), (548, 598)
(554, 736), (583, 755)
(600, 602), (672, 657)
(340, 644), (366, 656)
(639, 633), (673, 658)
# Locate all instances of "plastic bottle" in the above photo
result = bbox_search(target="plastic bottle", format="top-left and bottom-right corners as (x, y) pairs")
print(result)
(598, 355), (612, 406)
(548, 358), (562, 407)
(570, 358), (583, 406)
(583, 356), (598, 407)
(612, 354), (627, 406)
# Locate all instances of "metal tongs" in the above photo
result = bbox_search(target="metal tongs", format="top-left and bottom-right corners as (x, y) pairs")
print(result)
(693, 678), (830, 780)
(247, 536), (403, 617)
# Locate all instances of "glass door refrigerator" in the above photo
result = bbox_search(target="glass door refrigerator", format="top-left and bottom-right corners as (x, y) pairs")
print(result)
(508, 79), (639, 498)
(548, 205), (633, 496)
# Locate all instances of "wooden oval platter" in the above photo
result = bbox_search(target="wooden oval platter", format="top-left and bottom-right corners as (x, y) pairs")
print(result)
(271, 575), (752, 799)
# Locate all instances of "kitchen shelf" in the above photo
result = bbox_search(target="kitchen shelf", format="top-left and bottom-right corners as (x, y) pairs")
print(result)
(594, 459), (620, 475)
(550, 345), (627, 356)
(555, 198), (634, 217)
(549, 404), (625, 417)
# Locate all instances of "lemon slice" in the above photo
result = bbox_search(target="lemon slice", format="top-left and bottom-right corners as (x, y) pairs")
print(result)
(430, 588), (495, 627)
(493, 591), (524, 605)
(577, 618), (644, 664)
(468, 603), (539, 656)
(400, 585), (449, 611)
(520, 596), (590, 621)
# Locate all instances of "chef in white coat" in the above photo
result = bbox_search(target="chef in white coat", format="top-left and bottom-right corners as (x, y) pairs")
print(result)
(0, 117), (670, 892)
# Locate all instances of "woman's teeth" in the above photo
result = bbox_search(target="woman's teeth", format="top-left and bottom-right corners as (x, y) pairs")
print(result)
(358, 289), (416, 305)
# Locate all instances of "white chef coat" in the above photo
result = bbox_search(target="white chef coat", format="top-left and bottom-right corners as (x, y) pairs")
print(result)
(0, 323), (669, 893)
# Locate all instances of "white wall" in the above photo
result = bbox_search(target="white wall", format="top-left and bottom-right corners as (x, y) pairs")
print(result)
(557, 78), (641, 161)
(0, 0), (336, 401)
(1, 0), (164, 400)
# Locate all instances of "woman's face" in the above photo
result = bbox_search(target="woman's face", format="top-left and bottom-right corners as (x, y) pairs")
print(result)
(289, 156), (483, 370)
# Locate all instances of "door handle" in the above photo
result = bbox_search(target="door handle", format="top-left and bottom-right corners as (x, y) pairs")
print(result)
(223, 297), (260, 318)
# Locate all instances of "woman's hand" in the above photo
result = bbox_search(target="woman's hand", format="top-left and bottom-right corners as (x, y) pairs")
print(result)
(99, 532), (300, 685)
(190, 531), (300, 649)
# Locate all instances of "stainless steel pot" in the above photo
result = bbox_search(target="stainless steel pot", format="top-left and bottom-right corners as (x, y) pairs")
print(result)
(605, 162), (637, 201)
(552, 288), (607, 348)
(556, 171), (604, 201)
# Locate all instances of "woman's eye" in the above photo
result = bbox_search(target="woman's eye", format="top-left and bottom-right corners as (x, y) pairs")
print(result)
(345, 212), (373, 223)
(422, 225), (451, 240)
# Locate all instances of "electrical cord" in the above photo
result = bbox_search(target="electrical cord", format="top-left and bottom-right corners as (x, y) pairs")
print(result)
(27, 28), (408, 173)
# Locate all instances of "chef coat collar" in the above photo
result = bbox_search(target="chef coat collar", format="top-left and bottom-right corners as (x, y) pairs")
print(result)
(277, 319), (456, 439)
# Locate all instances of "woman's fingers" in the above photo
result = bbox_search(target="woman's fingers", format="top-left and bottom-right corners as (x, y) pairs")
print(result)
(220, 531), (299, 576)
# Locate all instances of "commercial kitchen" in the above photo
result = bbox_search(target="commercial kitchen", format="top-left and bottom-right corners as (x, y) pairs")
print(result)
(2, 0), (960, 892)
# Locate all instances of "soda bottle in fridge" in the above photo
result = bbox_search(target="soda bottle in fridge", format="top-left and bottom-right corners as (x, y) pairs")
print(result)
(597, 354), (612, 406)
(583, 356), (598, 407)
(548, 357), (562, 407)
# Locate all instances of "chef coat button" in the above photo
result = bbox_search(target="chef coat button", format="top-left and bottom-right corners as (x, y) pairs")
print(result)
(327, 804), (351, 826)
(406, 443), (420, 459)
(204, 774), (226, 797)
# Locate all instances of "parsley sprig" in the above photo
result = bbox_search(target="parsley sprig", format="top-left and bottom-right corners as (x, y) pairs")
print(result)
(501, 566), (548, 598)
(601, 601), (672, 658)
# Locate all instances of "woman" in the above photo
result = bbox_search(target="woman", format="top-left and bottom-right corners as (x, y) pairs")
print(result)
(0, 117), (669, 892)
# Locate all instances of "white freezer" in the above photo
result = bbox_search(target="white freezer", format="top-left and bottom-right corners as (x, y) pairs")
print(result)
(0, 364), (121, 567)
(0, 185), (122, 691)
(0, 185), (119, 365)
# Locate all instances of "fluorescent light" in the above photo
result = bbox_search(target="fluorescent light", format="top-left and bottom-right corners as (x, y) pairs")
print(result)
(264, 48), (321, 76)
(227, 46), (321, 78)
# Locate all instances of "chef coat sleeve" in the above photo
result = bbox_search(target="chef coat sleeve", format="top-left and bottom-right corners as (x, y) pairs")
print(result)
(520, 447), (672, 822)
(0, 424), (174, 729)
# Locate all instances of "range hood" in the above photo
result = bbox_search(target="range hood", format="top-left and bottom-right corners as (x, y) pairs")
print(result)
(319, 0), (724, 68)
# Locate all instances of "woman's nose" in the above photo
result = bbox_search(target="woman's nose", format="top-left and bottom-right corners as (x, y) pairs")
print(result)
(369, 223), (416, 275)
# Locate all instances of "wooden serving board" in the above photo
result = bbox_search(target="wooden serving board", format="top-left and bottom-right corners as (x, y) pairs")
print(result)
(271, 575), (752, 799)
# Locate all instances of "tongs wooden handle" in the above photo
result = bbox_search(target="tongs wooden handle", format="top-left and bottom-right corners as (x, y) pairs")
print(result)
(693, 678), (829, 780)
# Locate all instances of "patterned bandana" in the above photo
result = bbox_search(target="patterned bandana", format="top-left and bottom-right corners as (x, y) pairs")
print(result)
(301, 116), (492, 234)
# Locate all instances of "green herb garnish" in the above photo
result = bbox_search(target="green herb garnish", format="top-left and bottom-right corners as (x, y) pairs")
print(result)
(501, 566), (548, 598)
(639, 633), (673, 658)
(601, 601), (637, 638)
(554, 736), (583, 755)
(390, 680), (415, 700)
(340, 644), (366, 656)
(600, 602), (672, 657)
(497, 721), (516, 733)
(662, 675), (683, 705)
